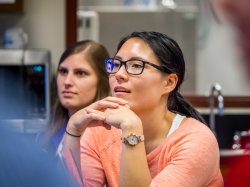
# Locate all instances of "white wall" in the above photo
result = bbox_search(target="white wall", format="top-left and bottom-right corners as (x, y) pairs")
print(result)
(77, 11), (198, 94)
(196, 9), (250, 96)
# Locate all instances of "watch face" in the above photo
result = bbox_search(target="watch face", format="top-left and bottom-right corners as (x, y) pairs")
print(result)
(127, 135), (138, 146)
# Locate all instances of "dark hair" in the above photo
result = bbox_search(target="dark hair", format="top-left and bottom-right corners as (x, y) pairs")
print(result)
(48, 40), (110, 142)
(116, 31), (206, 124)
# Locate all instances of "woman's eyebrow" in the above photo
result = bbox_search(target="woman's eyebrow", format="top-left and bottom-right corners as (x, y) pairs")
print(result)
(129, 56), (146, 61)
(114, 55), (122, 60)
(58, 65), (67, 69)
(74, 67), (88, 71)
(114, 56), (146, 61)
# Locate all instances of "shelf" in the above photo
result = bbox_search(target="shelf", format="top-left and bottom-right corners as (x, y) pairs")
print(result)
(184, 95), (250, 108)
(78, 5), (199, 13)
(0, 0), (23, 13)
(220, 149), (248, 157)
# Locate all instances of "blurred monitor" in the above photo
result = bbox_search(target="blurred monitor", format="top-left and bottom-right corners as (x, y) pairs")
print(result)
(0, 49), (50, 133)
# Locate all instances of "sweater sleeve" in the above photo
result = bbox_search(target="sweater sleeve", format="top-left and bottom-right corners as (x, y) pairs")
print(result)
(80, 127), (106, 187)
(149, 119), (223, 187)
(62, 148), (83, 187)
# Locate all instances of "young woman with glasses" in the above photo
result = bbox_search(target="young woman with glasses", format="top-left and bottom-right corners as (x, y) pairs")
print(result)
(62, 31), (223, 187)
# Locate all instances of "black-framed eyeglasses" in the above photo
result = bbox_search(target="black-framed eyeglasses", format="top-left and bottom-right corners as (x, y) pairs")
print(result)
(104, 58), (173, 75)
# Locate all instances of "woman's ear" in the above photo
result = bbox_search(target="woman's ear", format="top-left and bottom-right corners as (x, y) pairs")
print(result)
(163, 74), (178, 94)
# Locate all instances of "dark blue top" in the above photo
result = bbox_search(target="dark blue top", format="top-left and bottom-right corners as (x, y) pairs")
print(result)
(51, 123), (67, 148)
(46, 122), (67, 154)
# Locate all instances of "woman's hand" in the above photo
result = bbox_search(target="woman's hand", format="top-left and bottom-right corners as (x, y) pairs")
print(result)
(66, 97), (128, 135)
(105, 105), (143, 134)
(85, 105), (143, 135)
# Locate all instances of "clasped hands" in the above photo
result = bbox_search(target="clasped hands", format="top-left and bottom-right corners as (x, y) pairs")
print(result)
(66, 96), (143, 137)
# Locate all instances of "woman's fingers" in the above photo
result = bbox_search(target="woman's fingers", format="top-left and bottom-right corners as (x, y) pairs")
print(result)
(89, 96), (129, 111)
(85, 108), (106, 121)
(67, 108), (105, 132)
(104, 96), (128, 105)
(67, 97), (129, 133)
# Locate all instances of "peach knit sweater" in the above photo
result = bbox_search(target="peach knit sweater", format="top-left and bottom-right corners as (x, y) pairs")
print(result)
(77, 117), (223, 187)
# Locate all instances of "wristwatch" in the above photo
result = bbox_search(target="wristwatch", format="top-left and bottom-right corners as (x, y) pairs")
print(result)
(122, 133), (144, 146)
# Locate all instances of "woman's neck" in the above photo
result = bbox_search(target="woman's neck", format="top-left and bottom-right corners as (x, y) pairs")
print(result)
(68, 109), (77, 117)
(138, 106), (176, 154)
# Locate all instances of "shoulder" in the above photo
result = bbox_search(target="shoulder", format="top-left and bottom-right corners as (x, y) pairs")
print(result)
(166, 117), (219, 156)
(178, 117), (215, 139)
(154, 118), (223, 187)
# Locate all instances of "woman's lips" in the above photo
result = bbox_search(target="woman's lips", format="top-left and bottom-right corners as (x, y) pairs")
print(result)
(62, 91), (77, 97)
(113, 86), (130, 94)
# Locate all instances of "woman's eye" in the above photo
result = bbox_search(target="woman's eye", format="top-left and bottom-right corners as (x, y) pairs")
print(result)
(58, 68), (67, 75)
(114, 62), (120, 68)
(132, 63), (143, 69)
(75, 70), (88, 76)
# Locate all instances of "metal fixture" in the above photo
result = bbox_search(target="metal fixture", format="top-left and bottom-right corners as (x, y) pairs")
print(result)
(232, 130), (250, 150)
(209, 83), (224, 137)
(161, 0), (176, 9)
(232, 131), (241, 150)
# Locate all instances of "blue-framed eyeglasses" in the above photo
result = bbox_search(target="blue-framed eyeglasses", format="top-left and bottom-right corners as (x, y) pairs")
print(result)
(104, 58), (173, 75)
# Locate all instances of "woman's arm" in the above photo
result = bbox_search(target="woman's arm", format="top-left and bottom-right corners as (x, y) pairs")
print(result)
(61, 97), (129, 185)
(61, 125), (82, 181)
(61, 135), (83, 186)
(102, 106), (152, 187)
(120, 137), (152, 187)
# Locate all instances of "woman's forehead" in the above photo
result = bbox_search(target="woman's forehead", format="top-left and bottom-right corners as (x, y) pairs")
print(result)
(116, 38), (154, 58)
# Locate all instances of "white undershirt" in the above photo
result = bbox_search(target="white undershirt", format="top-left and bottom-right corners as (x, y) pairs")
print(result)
(166, 114), (186, 138)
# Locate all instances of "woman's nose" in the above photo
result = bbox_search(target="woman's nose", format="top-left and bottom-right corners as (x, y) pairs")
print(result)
(114, 65), (128, 81)
(64, 73), (73, 85)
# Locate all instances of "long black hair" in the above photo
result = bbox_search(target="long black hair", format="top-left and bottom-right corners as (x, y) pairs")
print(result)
(116, 31), (206, 124)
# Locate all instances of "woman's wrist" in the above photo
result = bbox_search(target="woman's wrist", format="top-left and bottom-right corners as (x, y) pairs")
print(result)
(66, 124), (82, 137)
(120, 119), (143, 136)
(65, 129), (81, 137)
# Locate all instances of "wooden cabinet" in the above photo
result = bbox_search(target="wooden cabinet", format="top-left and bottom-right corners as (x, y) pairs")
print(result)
(184, 95), (250, 108)
(0, 0), (23, 13)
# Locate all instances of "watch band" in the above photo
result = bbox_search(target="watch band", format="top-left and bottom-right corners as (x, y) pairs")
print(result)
(121, 133), (145, 146)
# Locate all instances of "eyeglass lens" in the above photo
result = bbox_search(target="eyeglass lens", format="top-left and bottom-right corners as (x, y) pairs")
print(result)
(105, 58), (144, 75)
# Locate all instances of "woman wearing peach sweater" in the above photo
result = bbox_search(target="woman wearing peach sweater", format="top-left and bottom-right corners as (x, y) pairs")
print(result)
(62, 31), (223, 187)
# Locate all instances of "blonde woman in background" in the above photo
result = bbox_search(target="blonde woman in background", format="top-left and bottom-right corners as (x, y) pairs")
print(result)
(42, 40), (110, 153)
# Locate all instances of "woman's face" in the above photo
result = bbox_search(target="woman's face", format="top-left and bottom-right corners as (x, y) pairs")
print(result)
(57, 53), (98, 115)
(109, 38), (168, 113)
